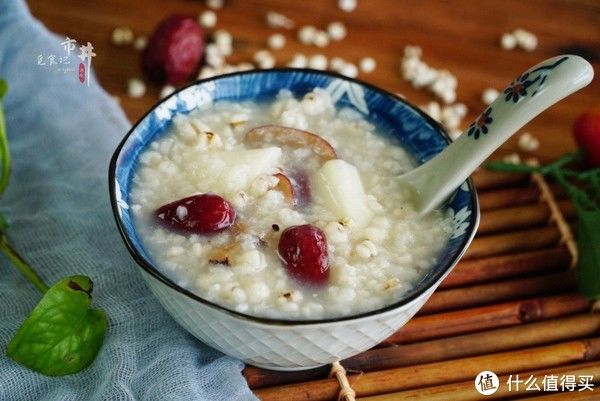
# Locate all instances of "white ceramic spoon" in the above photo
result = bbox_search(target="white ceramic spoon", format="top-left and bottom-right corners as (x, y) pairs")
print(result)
(400, 55), (594, 214)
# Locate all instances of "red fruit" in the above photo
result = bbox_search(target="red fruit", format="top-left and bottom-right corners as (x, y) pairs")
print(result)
(278, 224), (329, 286)
(573, 106), (600, 167)
(155, 194), (236, 234)
(142, 15), (204, 85)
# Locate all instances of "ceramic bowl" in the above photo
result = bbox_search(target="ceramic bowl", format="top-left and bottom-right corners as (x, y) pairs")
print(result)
(109, 69), (479, 371)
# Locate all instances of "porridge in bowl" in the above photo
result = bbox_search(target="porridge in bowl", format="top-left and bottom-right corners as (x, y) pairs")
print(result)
(130, 88), (453, 319)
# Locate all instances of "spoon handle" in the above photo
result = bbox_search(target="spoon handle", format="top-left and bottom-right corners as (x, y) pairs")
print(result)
(402, 55), (594, 214)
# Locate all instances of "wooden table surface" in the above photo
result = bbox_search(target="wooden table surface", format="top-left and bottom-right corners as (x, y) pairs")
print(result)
(28, 0), (599, 161)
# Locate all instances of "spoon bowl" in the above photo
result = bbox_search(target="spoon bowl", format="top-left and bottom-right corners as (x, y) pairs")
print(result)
(400, 55), (594, 214)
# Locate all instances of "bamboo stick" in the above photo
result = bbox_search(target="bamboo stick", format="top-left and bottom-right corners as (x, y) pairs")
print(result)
(344, 314), (600, 372)
(420, 270), (577, 315)
(440, 247), (571, 289)
(254, 339), (600, 401)
(518, 389), (599, 401)
(357, 361), (600, 401)
(472, 170), (528, 190)
(478, 183), (565, 211)
(464, 225), (562, 259)
(523, 394), (598, 401)
(244, 295), (589, 389)
(390, 293), (588, 343)
(478, 199), (575, 235)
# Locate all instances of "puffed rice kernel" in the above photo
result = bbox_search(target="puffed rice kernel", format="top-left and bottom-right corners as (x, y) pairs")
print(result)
(133, 36), (148, 51)
(159, 85), (176, 99)
(503, 153), (521, 164)
(308, 54), (328, 70)
(340, 62), (358, 78)
(359, 57), (376, 74)
(206, 0), (224, 9)
(127, 78), (146, 98)
(327, 22), (347, 41)
(214, 30), (233, 56)
(199, 10), (217, 28)
(267, 33), (286, 50)
(338, 0), (357, 12)
(265, 11), (295, 29)
(313, 31), (330, 48)
(500, 33), (517, 50)
(287, 53), (307, 68)
(482, 88), (499, 105)
(112, 27), (134, 46)
(297, 25), (317, 45)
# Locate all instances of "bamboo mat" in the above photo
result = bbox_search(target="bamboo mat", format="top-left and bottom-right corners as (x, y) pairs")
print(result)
(244, 168), (600, 401)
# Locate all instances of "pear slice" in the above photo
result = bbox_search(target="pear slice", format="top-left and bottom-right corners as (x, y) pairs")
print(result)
(245, 125), (337, 161)
(189, 147), (282, 192)
(312, 159), (373, 228)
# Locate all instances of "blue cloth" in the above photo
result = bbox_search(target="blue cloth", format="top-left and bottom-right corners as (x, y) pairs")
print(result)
(0, 1), (257, 400)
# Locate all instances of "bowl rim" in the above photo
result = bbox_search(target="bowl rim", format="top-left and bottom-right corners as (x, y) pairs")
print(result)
(109, 68), (480, 326)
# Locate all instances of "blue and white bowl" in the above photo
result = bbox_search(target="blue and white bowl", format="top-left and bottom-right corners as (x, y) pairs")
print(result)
(109, 69), (479, 371)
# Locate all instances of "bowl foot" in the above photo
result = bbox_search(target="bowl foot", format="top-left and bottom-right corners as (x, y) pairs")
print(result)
(246, 361), (327, 371)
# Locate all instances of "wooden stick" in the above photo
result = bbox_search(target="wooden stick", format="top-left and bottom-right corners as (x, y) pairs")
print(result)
(390, 293), (588, 344)
(478, 183), (565, 211)
(472, 170), (528, 190)
(245, 295), (589, 389)
(420, 270), (577, 315)
(440, 247), (572, 289)
(254, 339), (600, 401)
(344, 314), (600, 372)
(477, 199), (575, 235)
(357, 361), (600, 401)
(464, 225), (562, 259)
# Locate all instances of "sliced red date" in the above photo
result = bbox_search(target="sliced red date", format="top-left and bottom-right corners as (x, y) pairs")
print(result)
(245, 125), (337, 161)
(274, 173), (295, 206)
(273, 171), (312, 207)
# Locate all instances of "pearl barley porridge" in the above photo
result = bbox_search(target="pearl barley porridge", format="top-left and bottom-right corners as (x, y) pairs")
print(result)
(130, 88), (453, 319)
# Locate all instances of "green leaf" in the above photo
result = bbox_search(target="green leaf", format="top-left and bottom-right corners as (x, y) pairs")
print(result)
(576, 209), (600, 299)
(0, 79), (7, 99)
(0, 81), (10, 197)
(6, 275), (107, 376)
(0, 211), (9, 234)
